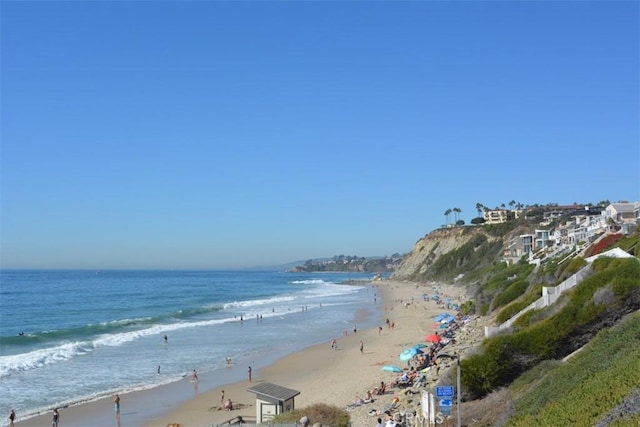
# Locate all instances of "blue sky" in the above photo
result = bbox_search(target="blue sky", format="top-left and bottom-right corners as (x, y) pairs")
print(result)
(1, 1), (638, 269)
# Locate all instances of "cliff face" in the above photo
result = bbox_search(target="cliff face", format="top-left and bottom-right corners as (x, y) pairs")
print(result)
(392, 227), (490, 281)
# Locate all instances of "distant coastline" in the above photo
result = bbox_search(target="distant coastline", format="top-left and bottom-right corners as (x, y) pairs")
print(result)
(288, 254), (404, 273)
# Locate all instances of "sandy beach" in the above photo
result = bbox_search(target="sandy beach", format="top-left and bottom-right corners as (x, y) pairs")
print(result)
(15, 280), (485, 427)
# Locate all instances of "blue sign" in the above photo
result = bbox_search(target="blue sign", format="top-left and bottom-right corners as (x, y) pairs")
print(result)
(436, 386), (454, 397)
(439, 399), (453, 407)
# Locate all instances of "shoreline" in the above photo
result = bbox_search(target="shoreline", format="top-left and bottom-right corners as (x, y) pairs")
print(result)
(15, 280), (484, 427)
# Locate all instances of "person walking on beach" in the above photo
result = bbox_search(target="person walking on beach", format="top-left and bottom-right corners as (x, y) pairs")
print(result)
(331, 339), (337, 350)
(192, 369), (199, 382)
(51, 408), (60, 427)
(220, 390), (225, 405)
(248, 365), (252, 382)
(360, 340), (364, 354)
(114, 394), (120, 414)
(8, 409), (15, 427)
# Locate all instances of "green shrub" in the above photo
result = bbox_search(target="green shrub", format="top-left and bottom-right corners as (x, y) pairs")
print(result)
(462, 339), (520, 399)
(558, 256), (587, 280)
(497, 285), (545, 324)
(492, 279), (529, 309)
(479, 303), (490, 316)
(614, 234), (640, 258)
(611, 276), (640, 298)
(496, 301), (528, 324)
(270, 403), (350, 427)
(459, 300), (476, 315)
(511, 309), (537, 328)
(483, 221), (519, 237)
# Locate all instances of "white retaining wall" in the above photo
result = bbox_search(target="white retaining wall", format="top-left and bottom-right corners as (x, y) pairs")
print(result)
(484, 266), (591, 337)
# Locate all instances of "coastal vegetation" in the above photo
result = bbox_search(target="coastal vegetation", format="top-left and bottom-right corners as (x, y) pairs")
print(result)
(289, 254), (405, 273)
(506, 312), (640, 426)
(461, 256), (640, 401)
(270, 403), (350, 427)
(422, 233), (504, 281)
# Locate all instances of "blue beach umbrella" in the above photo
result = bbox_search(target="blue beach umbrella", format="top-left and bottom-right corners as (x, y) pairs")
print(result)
(381, 365), (403, 373)
(435, 313), (448, 322)
(399, 347), (423, 361)
(412, 343), (428, 349)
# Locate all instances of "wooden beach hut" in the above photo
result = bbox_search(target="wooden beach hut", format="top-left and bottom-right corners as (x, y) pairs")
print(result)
(247, 382), (300, 424)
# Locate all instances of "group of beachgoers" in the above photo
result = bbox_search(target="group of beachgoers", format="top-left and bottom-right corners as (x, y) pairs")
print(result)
(346, 303), (471, 426)
(6, 407), (60, 427)
(220, 390), (233, 411)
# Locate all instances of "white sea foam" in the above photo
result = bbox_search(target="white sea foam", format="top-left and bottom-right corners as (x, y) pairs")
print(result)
(222, 295), (296, 309)
(0, 342), (90, 378)
(0, 317), (233, 377)
(289, 279), (333, 285)
(98, 317), (152, 326)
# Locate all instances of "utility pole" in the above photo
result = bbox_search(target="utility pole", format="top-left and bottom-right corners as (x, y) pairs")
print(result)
(455, 354), (461, 427)
(435, 353), (461, 427)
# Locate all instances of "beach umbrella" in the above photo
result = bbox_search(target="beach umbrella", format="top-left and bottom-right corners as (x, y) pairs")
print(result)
(426, 334), (442, 343)
(381, 365), (403, 373)
(399, 347), (423, 361)
(412, 343), (428, 349)
(435, 313), (448, 322)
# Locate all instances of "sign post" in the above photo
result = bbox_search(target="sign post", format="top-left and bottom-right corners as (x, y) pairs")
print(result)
(435, 386), (454, 398)
(435, 354), (462, 427)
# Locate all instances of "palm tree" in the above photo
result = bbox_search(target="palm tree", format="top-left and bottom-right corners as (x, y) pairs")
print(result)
(453, 207), (461, 223)
(475, 203), (484, 217)
(444, 209), (452, 225)
(509, 200), (516, 209)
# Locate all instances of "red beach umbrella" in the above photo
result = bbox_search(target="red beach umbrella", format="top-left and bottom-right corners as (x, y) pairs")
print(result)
(426, 334), (442, 343)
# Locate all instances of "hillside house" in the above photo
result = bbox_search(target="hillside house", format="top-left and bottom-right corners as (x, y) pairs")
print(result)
(483, 209), (522, 224)
(603, 202), (640, 224)
(504, 234), (535, 260)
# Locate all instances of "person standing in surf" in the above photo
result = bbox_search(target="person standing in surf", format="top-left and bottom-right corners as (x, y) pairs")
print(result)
(51, 408), (59, 427)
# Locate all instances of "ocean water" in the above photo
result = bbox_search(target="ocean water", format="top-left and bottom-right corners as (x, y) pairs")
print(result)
(0, 269), (381, 425)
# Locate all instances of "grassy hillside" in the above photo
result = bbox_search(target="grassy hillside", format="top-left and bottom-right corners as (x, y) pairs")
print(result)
(461, 257), (640, 400)
(507, 312), (640, 426)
